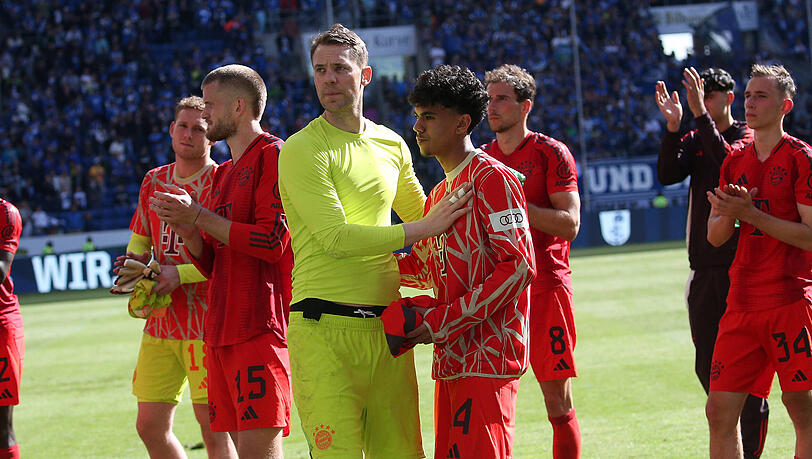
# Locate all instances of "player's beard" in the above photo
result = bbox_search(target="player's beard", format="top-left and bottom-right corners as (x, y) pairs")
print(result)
(205, 116), (238, 142)
(489, 117), (518, 134)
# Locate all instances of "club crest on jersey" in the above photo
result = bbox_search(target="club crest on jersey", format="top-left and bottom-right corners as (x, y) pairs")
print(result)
(769, 166), (787, 186)
(518, 160), (534, 177)
(489, 208), (528, 232)
(599, 209), (631, 246)
(237, 166), (254, 187)
(313, 425), (334, 450)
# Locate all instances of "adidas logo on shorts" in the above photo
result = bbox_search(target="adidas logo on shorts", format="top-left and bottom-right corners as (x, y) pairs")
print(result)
(553, 358), (571, 371)
(791, 370), (808, 382)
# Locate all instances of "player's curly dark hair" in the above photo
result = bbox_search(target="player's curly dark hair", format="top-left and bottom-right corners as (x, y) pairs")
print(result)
(700, 68), (735, 93)
(408, 65), (489, 134)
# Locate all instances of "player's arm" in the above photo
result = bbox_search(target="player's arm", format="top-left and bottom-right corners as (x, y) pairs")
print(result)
(714, 181), (812, 252)
(421, 173), (535, 345)
(396, 235), (434, 291)
(279, 137), (469, 258)
(706, 189), (737, 246)
(0, 251), (13, 285)
(0, 203), (22, 284)
(526, 191), (580, 241)
(743, 200), (812, 252)
(655, 81), (692, 185)
(706, 160), (737, 246)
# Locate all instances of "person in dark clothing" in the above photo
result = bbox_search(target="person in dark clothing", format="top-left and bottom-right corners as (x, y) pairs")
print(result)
(655, 67), (769, 459)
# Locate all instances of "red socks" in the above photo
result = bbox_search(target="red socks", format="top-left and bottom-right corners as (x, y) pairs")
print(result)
(549, 409), (581, 459)
(0, 445), (19, 459)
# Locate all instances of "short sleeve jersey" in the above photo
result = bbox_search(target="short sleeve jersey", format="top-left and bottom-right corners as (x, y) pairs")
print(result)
(481, 132), (578, 291)
(130, 162), (216, 340)
(0, 200), (22, 330)
(720, 133), (812, 311)
(398, 151), (535, 380)
(194, 133), (293, 348)
(279, 116), (426, 306)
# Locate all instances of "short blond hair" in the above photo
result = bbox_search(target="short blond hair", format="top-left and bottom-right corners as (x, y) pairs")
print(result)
(201, 64), (267, 119)
(751, 64), (796, 99)
(174, 96), (205, 118)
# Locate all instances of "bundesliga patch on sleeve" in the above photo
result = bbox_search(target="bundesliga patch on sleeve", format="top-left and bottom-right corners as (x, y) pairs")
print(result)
(488, 208), (529, 232)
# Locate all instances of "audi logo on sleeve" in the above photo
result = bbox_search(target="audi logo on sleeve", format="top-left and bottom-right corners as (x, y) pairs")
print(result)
(488, 208), (529, 232)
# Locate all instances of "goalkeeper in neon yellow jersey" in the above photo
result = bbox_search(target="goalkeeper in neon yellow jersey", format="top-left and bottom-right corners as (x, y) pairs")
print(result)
(113, 96), (236, 459)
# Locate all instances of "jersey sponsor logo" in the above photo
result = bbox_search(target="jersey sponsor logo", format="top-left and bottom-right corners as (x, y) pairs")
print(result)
(313, 425), (334, 450)
(160, 221), (184, 256)
(792, 370), (808, 382)
(489, 208), (529, 232)
(751, 199), (769, 235)
(735, 174), (749, 187)
(769, 166), (787, 186)
(273, 183), (281, 200)
(237, 166), (254, 187)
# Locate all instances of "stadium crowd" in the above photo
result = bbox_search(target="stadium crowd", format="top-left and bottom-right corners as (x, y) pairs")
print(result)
(0, 0), (808, 236)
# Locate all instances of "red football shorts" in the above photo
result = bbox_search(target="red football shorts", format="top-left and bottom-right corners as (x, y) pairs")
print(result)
(434, 376), (520, 459)
(207, 332), (291, 434)
(710, 298), (812, 398)
(0, 324), (23, 406)
(529, 285), (578, 382)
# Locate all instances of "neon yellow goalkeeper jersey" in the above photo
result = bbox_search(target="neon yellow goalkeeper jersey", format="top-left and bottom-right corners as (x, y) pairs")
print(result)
(279, 116), (426, 306)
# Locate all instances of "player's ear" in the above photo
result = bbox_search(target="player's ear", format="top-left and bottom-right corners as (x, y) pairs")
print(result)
(360, 66), (372, 87)
(726, 91), (735, 105)
(457, 114), (471, 135)
(168, 121), (176, 137)
(782, 98), (794, 115)
(522, 99), (532, 114)
(234, 97), (245, 117)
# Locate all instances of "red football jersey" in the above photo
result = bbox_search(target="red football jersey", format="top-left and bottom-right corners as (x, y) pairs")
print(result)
(192, 133), (293, 348)
(398, 151), (535, 380)
(0, 200), (22, 330)
(131, 162), (216, 340)
(481, 132), (578, 291)
(720, 133), (812, 311)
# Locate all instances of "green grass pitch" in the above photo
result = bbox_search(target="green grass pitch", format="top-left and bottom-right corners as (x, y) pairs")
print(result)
(16, 242), (795, 457)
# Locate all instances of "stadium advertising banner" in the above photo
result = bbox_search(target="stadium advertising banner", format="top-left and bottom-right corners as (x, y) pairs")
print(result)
(650, 1), (758, 34)
(583, 155), (688, 205)
(300, 25), (417, 60)
(12, 248), (123, 294)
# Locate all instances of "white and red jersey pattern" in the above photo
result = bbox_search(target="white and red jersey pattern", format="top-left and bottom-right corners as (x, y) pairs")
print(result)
(0, 199), (22, 330)
(130, 162), (217, 340)
(481, 132), (578, 292)
(398, 151), (535, 380)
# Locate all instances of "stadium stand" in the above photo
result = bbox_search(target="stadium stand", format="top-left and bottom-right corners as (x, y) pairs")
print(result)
(0, 0), (808, 234)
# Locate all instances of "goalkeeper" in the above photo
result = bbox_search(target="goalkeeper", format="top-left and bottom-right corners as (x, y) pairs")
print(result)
(113, 96), (236, 459)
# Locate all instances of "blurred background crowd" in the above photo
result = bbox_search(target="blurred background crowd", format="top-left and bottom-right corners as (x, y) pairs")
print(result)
(0, 0), (808, 236)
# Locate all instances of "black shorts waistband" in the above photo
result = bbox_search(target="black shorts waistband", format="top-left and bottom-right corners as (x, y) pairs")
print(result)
(291, 298), (386, 321)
